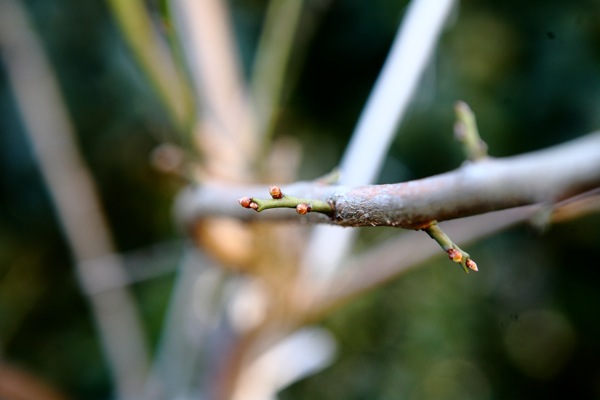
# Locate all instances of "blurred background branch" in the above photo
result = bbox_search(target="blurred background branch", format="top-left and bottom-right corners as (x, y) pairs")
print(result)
(0, 1), (149, 399)
(107, 0), (194, 133)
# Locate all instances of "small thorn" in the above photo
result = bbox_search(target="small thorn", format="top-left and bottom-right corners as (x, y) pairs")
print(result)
(466, 259), (478, 272)
(269, 185), (283, 199)
(296, 203), (311, 215)
(239, 197), (252, 208)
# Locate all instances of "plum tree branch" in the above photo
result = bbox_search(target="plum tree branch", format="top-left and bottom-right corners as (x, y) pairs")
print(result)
(176, 131), (600, 229)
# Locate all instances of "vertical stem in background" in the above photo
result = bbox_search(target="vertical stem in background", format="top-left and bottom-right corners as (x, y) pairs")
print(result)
(107, 0), (194, 133)
(251, 0), (305, 150)
(300, 0), (457, 282)
(156, 1), (261, 398)
(0, 2), (149, 399)
(171, 0), (258, 181)
(145, 248), (228, 399)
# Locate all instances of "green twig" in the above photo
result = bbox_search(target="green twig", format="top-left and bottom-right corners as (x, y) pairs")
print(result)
(239, 186), (333, 215)
(421, 221), (478, 273)
(454, 101), (488, 162)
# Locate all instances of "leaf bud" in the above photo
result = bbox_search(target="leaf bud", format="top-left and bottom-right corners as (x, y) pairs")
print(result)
(269, 186), (283, 199)
(466, 259), (478, 272)
(239, 197), (252, 208)
(296, 203), (312, 215)
(447, 248), (463, 263)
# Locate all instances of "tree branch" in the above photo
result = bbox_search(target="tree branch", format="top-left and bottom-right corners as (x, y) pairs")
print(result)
(0, 2), (149, 398)
(299, 0), (457, 283)
(176, 131), (600, 229)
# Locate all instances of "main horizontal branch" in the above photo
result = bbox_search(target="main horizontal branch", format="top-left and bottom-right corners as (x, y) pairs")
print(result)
(176, 132), (600, 229)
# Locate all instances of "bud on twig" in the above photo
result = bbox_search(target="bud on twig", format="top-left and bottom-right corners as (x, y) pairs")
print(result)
(296, 203), (311, 215)
(466, 259), (478, 272)
(239, 197), (253, 208)
(269, 186), (283, 199)
(447, 248), (463, 263)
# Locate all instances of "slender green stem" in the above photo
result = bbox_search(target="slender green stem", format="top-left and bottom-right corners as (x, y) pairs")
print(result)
(422, 221), (478, 273)
(253, 195), (333, 214)
(239, 186), (333, 215)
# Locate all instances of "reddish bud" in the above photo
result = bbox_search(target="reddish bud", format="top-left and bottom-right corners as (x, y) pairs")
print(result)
(466, 259), (478, 272)
(239, 197), (253, 208)
(249, 202), (259, 211)
(296, 203), (311, 215)
(447, 248), (463, 263)
(269, 186), (283, 199)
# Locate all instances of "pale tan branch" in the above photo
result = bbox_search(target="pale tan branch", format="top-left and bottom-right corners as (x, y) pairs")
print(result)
(0, 2), (149, 398)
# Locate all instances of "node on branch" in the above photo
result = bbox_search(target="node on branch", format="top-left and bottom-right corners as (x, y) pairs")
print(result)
(239, 186), (334, 215)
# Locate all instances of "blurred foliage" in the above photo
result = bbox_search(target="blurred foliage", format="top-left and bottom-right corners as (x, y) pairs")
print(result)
(1, 0), (600, 398)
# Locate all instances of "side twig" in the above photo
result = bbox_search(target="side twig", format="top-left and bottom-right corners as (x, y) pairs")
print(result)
(422, 221), (478, 273)
(239, 186), (333, 215)
(454, 101), (488, 161)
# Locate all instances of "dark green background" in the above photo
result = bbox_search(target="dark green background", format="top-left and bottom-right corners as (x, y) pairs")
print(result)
(1, 0), (599, 398)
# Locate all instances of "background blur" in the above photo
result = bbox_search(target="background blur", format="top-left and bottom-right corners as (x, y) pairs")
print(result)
(1, 0), (600, 399)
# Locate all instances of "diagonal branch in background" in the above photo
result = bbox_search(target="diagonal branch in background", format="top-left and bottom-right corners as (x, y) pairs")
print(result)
(107, 0), (194, 131)
(177, 131), (600, 229)
(0, 2), (149, 399)
(172, 0), (258, 181)
(300, 0), (457, 284)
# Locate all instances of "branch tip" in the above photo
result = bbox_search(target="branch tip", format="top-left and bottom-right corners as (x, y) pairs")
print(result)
(239, 197), (253, 208)
(454, 100), (488, 162)
(422, 221), (477, 273)
(238, 186), (333, 215)
(453, 121), (466, 141)
(466, 259), (478, 272)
